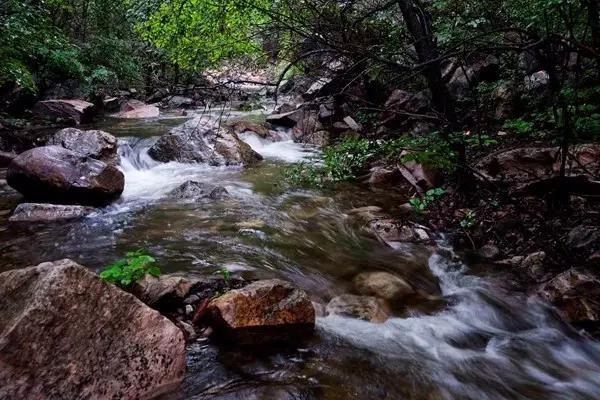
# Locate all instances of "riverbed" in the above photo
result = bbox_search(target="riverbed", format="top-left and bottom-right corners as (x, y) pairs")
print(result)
(1, 110), (600, 399)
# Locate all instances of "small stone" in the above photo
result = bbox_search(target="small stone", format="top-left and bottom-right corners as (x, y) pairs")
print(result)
(185, 304), (194, 317)
(184, 294), (200, 305)
(479, 244), (500, 260)
(354, 272), (414, 301)
(326, 294), (390, 323)
(522, 251), (546, 278)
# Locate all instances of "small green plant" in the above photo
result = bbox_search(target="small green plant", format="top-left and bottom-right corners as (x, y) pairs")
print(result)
(281, 161), (325, 187)
(99, 250), (161, 287)
(503, 119), (535, 136)
(409, 188), (445, 213)
(213, 267), (231, 283)
(459, 210), (477, 229)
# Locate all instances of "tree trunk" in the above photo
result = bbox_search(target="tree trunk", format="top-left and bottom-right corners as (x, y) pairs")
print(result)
(396, 0), (465, 166)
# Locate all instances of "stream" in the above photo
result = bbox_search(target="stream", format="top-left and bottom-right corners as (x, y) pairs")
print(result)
(1, 107), (600, 399)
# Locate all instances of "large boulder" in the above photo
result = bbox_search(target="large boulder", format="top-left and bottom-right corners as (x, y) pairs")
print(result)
(208, 279), (315, 344)
(0, 259), (186, 399)
(475, 145), (600, 196)
(48, 127), (120, 166)
(32, 99), (96, 125)
(118, 99), (160, 118)
(7, 146), (124, 206)
(326, 294), (390, 323)
(148, 117), (263, 166)
(9, 203), (93, 222)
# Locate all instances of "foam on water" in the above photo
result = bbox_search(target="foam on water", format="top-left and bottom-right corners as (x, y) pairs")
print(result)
(238, 131), (321, 163)
(317, 251), (600, 399)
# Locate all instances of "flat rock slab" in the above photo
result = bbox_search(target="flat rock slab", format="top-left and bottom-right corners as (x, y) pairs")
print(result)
(0, 259), (186, 399)
(9, 203), (93, 222)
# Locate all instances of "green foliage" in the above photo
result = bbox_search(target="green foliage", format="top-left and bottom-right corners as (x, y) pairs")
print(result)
(409, 188), (445, 213)
(323, 138), (378, 181)
(213, 267), (231, 283)
(99, 249), (161, 287)
(136, 0), (272, 70)
(503, 119), (535, 136)
(459, 210), (477, 229)
(281, 161), (325, 188)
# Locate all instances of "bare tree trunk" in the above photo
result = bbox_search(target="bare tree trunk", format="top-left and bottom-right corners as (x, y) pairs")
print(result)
(396, 0), (465, 166)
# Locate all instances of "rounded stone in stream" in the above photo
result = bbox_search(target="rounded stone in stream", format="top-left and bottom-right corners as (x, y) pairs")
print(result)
(167, 180), (230, 201)
(326, 294), (391, 323)
(0, 259), (186, 399)
(354, 271), (414, 301)
(7, 146), (124, 206)
(208, 279), (315, 345)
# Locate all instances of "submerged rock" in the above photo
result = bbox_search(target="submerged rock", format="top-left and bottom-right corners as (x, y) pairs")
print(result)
(7, 146), (124, 206)
(32, 99), (96, 125)
(148, 117), (263, 166)
(48, 127), (120, 166)
(354, 271), (414, 301)
(370, 219), (434, 248)
(208, 279), (315, 344)
(9, 203), (93, 222)
(168, 180), (230, 201)
(0, 259), (186, 399)
(326, 294), (390, 323)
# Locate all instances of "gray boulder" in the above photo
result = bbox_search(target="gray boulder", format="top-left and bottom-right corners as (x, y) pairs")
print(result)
(148, 117), (263, 166)
(168, 180), (230, 201)
(48, 127), (120, 166)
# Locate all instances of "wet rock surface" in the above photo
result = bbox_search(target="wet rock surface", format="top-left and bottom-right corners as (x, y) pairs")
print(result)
(48, 127), (120, 166)
(9, 203), (93, 222)
(149, 117), (263, 166)
(354, 271), (414, 301)
(0, 259), (186, 399)
(167, 180), (230, 201)
(7, 146), (124, 206)
(326, 294), (391, 323)
(207, 279), (315, 344)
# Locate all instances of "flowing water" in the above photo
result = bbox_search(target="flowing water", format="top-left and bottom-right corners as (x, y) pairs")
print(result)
(1, 110), (600, 399)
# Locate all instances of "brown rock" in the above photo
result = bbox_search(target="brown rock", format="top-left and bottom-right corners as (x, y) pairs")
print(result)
(208, 279), (315, 344)
(0, 259), (186, 399)
(354, 272), (414, 301)
(7, 146), (124, 206)
(118, 100), (160, 118)
(266, 109), (304, 128)
(229, 120), (269, 138)
(326, 294), (391, 323)
(33, 99), (97, 125)
(538, 268), (600, 325)
(131, 274), (193, 307)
